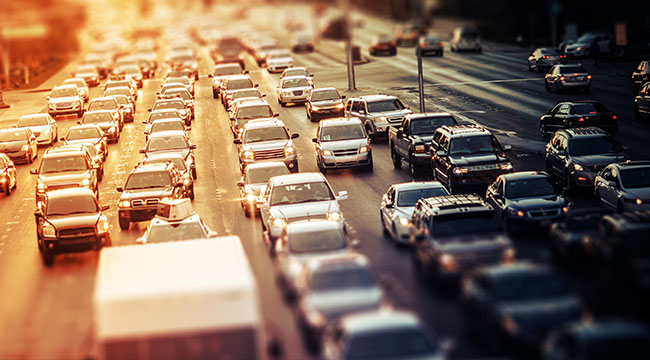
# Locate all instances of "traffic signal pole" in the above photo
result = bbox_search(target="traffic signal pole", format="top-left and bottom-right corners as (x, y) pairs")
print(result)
(417, 46), (425, 112)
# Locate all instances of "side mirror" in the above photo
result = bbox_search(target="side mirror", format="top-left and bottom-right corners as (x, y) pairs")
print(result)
(267, 338), (283, 360)
(34, 209), (43, 217)
(243, 70), (250, 74)
(147, 108), (152, 112)
(116, 187), (123, 192)
(503, 145), (512, 152)
(254, 84), (259, 88)
(59, 137), (66, 142)
(337, 191), (348, 200)
(291, 133), (299, 139)
(100, 204), (110, 211)
(261, 94), (267, 97)
(312, 137), (317, 143)
(76, 121), (81, 125)
(385, 202), (393, 209)
(190, 144), (197, 149)
(237, 181), (244, 187)
(233, 139), (242, 144)
(341, 95), (346, 99)
(30, 169), (39, 175)
(46, 96), (50, 100)
(273, 113), (279, 117)
(207, 74), (213, 78)
(139, 149), (146, 153)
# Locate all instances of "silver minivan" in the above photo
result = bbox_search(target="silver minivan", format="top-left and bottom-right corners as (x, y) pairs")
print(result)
(312, 117), (373, 173)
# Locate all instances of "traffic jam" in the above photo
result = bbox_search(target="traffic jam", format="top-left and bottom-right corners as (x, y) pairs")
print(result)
(1, 1), (650, 360)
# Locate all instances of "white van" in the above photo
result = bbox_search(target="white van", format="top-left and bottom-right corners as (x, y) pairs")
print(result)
(450, 26), (482, 52)
(93, 237), (279, 359)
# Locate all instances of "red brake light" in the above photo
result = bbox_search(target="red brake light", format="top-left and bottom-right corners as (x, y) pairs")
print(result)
(560, 76), (566, 81)
(613, 115), (617, 120)
(542, 55), (549, 59)
(587, 75), (592, 80)
(578, 117), (584, 122)
(439, 41), (444, 47)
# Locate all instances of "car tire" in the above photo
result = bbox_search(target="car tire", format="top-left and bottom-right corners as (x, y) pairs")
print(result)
(118, 218), (130, 231)
(192, 167), (197, 179)
(540, 123), (549, 138)
(391, 147), (402, 169)
(41, 246), (54, 267)
(408, 155), (418, 177)
(28, 150), (33, 164)
(189, 185), (195, 200)
(98, 169), (103, 182)
(4, 182), (11, 196)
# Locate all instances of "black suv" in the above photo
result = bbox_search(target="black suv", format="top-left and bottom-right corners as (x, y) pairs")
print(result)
(539, 101), (618, 138)
(34, 188), (111, 266)
(545, 127), (627, 191)
(410, 194), (515, 283)
(430, 125), (513, 194)
(116, 162), (189, 230)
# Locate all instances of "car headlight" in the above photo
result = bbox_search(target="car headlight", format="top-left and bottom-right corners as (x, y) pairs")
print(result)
(311, 105), (320, 111)
(573, 163), (584, 171)
(502, 247), (516, 262)
(97, 216), (110, 233)
(452, 167), (468, 175)
(94, 143), (102, 152)
(335, 103), (344, 109)
(438, 253), (457, 271)
(80, 178), (91, 188)
(37, 181), (47, 193)
(321, 149), (333, 157)
(245, 193), (257, 202)
(359, 145), (370, 153)
(42, 222), (56, 237)
(243, 150), (255, 160)
(398, 217), (410, 226)
(272, 217), (287, 228)
(500, 162), (513, 171)
(119, 200), (131, 208)
(307, 309), (326, 328)
(327, 211), (342, 222)
(161, 196), (174, 203)
(502, 314), (518, 334)
(378, 116), (388, 122)
(21, 144), (29, 151)
(284, 146), (295, 156)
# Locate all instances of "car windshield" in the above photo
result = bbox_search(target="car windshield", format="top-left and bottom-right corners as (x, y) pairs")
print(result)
(284, 69), (308, 77)
(559, 65), (587, 74)
(449, 135), (499, 155)
(89, 100), (116, 111)
(621, 167), (650, 189)
(40, 155), (88, 173)
(228, 78), (253, 90)
(147, 222), (207, 243)
(149, 111), (180, 122)
(46, 195), (98, 216)
(282, 78), (309, 88)
(214, 65), (241, 76)
(410, 116), (457, 135)
(397, 188), (449, 207)
(238, 105), (272, 119)
(18, 116), (47, 127)
(492, 271), (570, 301)
(51, 87), (77, 97)
(288, 228), (346, 253)
(146, 158), (186, 171)
(104, 88), (129, 97)
(584, 335), (650, 360)
(570, 103), (609, 115)
(153, 101), (184, 110)
(367, 99), (405, 112)
(310, 267), (376, 291)
(423, 37), (441, 44)
(320, 124), (365, 141)
(430, 213), (501, 238)
(569, 137), (620, 156)
(270, 181), (333, 205)
(0, 130), (27, 142)
(125, 171), (172, 189)
(167, 77), (190, 85)
(146, 135), (188, 151)
(244, 127), (288, 143)
(67, 128), (101, 140)
(113, 96), (129, 105)
(247, 166), (289, 184)
(151, 121), (185, 133)
(83, 113), (112, 124)
(311, 90), (340, 101)
(506, 177), (558, 198)
(233, 90), (260, 100)
(269, 52), (290, 59)
(347, 329), (436, 359)
(165, 91), (191, 101)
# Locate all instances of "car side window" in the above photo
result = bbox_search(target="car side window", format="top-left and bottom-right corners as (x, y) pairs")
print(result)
(559, 136), (568, 152)
(550, 104), (562, 115)
(345, 100), (353, 113)
(432, 131), (443, 147)
(387, 187), (395, 203)
(402, 119), (409, 133)
(558, 104), (570, 115)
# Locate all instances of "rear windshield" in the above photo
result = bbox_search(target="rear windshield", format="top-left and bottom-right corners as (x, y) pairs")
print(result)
(320, 124), (366, 141)
(311, 90), (340, 101)
(238, 105), (272, 119)
(233, 90), (260, 100)
(89, 99), (117, 111)
(397, 188), (449, 207)
(83, 112), (113, 124)
(559, 65), (587, 74)
(492, 272), (570, 301)
(568, 137), (620, 156)
(228, 78), (254, 90)
(288, 228), (346, 253)
(0, 130), (27, 142)
(310, 267), (376, 291)
(125, 171), (172, 189)
(151, 121), (185, 133)
(430, 212), (500, 238)
(67, 127), (101, 140)
(570, 103), (609, 115)
(214, 65), (242, 76)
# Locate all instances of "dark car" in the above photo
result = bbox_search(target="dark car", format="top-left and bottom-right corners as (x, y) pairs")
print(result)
(545, 128), (627, 191)
(369, 34), (397, 56)
(485, 171), (571, 232)
(431, 125), (513, 194)
(81, 110), (120, 143)
(631, 60), (650, 94)
(140, 152), (195, 200)
(545, 64), (592, 93)
(34, 188), (111, 266)
(212, 37), (245, 69)
(0, 128), (38, 164)
(139, 130), (197, 178)
(528, 48), (567, 72)
(549, 208), (613, 264)
(633, 82), (650, 121)
(411, 194), (515, 284)
(116, 162), (188, 230)
(461, 262), (584, 356)
(540, 101), (618, 138)
(543, 319), (650, 360)
(306, 88), (345, 121)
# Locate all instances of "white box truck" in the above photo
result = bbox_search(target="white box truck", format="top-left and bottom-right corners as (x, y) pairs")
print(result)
(93, 236), (276, 359)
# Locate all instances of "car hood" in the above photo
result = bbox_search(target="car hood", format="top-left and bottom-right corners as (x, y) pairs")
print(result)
(39, 171), (91, 186)
(120, 187), (174, 200)
(307, 288), (384, 319)
(65, 138), (102, 146)
(394, 206), (416, 219)
(571, 154), (626, 168)
(507, 195), (566, 211)
(319, 139), (367, 150)
(147, 148), (191, 159)
(49, 96), (79, 104)
(244, 184), (265, 196)
(0, 140), (27, 152)
(499, 296), (582, 333)
(47, 213), (100, 229)
(622, 187), (650, 199)
(370, 109), (412, 119)
(271, 200), (338, 220)
(450, 153), (507, 166)
(312, 99), (343, 107)
(17, 125), (49, 134)
(437, 232), (511, 253)
(244, 140), (290, 151)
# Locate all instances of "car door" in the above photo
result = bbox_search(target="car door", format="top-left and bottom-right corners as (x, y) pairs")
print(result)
(486, 178), (506, 216)
(597, 167), (618, 208)
(380, 187), (396, 228)
(397, 118), (410, 157)
(433, 135), (451, 183)
(637, 83), (650, 114)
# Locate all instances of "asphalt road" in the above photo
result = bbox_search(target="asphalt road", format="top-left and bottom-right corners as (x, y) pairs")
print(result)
(1, 4), (649, 360)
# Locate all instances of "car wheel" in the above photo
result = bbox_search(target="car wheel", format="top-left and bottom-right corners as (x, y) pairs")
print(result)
(4, 182), (10, 196)
(408, 155), (418, 177)
(28, 150), (33, 164)
(540, 123), (549, 138)
(192, 168), (197, 180)
(318, 163), (327, 175)
(545, 81), (551, 92)
(41, 246), (54, 267)
(118, 218), (130, 231)
(189, 185), (195, 200)
(364, 158), (374, 172)
(391, 148), (402, 169)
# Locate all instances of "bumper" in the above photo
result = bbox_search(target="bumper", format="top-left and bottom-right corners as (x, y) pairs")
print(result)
(242, 157), (298, 172)
(48, 104), (83, 116)
(320, 152), (372, 169)
(559, 80), (591, 89)
(311, 107), (344, 119)
(392, 221), (411, 244)
(119, 207), (158, 223)
(43, 233), (110, 254)
(5, 150), (29, 163)
(280, 94), (309, 103)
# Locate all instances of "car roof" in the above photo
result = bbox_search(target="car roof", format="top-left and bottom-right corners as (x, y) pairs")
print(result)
(420, 194), (491, 215)
(404, 112), (456, 120)
(230, 87), (259, 94)
(320, 117), (363, 127)
(340, 310), (423, 334)
(150, 118), (184, 124)
(225, 74), (251, 81)
(286, 219), (342, 234)
(144, 152), (184, 161)
(84, 110), (113, 116)
(64, 78), (86, 84)
(132, 162), (173, 173)
(45, 187), (97, 200)
(438, 124), (491, 137)
(281, 75), (309, 82)
(237, 100), (269, 108)
(154, 98), (185, 105)
(355, 94), (398, 102)
(246, 161), (289, 172)
(282, 66), (307, 73)
(44, 145), (88, 155)
(18, 113), (48, 119)
(270, 172), (326, 186)
(52, 84), (77, 91)
(243, 119), (285, 130)
(214, 63), (242, 69)
(306, 253), (369, 273)
(147, 130), (187, 139)
(500, 171), (551, 181)
(68, 124), (102, 131)
(392, 181), (447, 192)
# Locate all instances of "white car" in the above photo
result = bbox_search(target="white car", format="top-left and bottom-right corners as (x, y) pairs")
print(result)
(380, 181), (449, 244)
(266, 50), (293, 73)
(47, 84), (84, 118)
(277, 76), (313, 106)
(62, 78), (89, 102)
(258, 172), (347, 250)
(15, 113), (58, 145)
(280, 67), (313, 86)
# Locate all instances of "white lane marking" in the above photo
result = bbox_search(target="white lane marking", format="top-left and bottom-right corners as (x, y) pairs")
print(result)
(424, 77), (543, 87)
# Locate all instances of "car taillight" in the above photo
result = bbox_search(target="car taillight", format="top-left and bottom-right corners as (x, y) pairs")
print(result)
(613, 115), (617, 120)
(420, 42), (426, 47)
(390, 41), (396, 46)
(587, 75), (592, 79)
(578, 117), (584, 122)
(561, 55), (567, 58)
(542, 55), (549, 59)
(560, 76), (566, 81)
(438, 41), (444, 47)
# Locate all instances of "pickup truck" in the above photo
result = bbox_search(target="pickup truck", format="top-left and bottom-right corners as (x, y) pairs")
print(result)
(389, 113), (458, 176)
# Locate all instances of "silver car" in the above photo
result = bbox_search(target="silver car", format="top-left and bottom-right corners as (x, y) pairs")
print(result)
(237, 162), (290, 217)
(344, 95), (412, 140)
(233, 119), (299, 172)
(15, 113), (58, 146)
(47, 84), (85, 118)
(136, 213), (216, 244)
(280, 67), (313, 86)
(62, 78), (89, 102)
(380, 181), (449, 244)
(266, 49), (293, 73)
(277, 76), (313, 106)
(595, 161), (650, 212)
(313, 117), (373, 173)
(258, 172), (348, 249)
(295, 253), (384, 351)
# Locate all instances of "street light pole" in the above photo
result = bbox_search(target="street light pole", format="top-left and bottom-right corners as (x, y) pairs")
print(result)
(342, 0), (356, 91)
(417, 46), (425, 112)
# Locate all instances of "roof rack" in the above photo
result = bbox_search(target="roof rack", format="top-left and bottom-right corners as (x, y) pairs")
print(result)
(439, 124), (485, 135)
(565, 127), (606, 136)
(422, 194), (485, 210)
